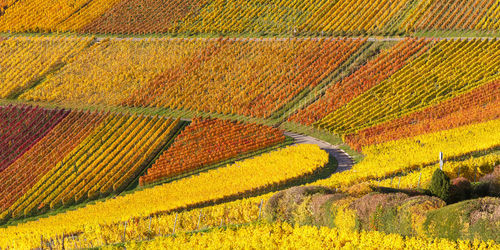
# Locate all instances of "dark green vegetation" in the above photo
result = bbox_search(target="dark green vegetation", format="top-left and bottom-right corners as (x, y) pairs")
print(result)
(429, 169), (451, 202)
(424, 197), (500, 242)
(264, 167), (500, 242)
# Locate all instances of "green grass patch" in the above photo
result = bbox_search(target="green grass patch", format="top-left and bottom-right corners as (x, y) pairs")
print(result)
(0, 99), (281, 127)
(423, 197), (500, 242)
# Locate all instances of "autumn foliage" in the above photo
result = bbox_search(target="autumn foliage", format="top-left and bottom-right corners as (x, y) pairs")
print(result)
(140, 118), (286, 185)
(345, 80), (500, 150)
(0, 109), (105, 212)
(0, 105), (69, 172)
(290, 38), (430, 125)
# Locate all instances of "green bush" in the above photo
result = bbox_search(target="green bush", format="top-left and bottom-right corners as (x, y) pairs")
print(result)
(369, 195), (445, 237)
(471, 182), (490, 198)
(429, 169), (451, 202)
(423, 197), (500, 242)
(479, 165), (500, 197)
(448, 177), (472, 203)
(349, 192), (409, 231)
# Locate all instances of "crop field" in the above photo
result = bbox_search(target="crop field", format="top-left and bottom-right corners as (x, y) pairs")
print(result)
(19, 37), (364, 118)
(0, 0), (498, 35)
(0, 0), (499, 249)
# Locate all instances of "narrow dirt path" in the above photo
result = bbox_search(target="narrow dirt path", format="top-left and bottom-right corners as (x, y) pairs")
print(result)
(284, 132), (353, 173)
(90, 36), (497, 42)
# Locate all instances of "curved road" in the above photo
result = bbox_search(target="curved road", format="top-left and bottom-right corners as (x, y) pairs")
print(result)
(284, 132), (353, 173)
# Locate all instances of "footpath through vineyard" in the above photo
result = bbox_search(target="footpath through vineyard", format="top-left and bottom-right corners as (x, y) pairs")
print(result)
(284, 132), (353, 173)
(91, 36), (499, 42)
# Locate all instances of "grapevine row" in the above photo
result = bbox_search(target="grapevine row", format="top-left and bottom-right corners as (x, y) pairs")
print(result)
(0, 144), (329, 249)
(345, 80), (500, 150)
(0, 0), (498, 34)
(140, 117), (286, 185)
(317, 39), (500, 135)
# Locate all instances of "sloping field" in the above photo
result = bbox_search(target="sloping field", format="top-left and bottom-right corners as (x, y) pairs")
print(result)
(0, 0), (498, 35)
(0, 0), (499, 248)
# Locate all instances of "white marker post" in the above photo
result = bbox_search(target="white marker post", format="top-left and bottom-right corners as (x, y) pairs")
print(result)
(439, 152), (444, 170)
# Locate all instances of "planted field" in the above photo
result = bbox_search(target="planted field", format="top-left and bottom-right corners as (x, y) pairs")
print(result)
(71, 194), (272, 246)
(54, 0), (124, 32)
(140, 117), (286, 185)
(81, 0), (206, 34)
(0, 36), (92, 98)
(401, 0), (499, 32)
(368, 153), (500, 190)
(175, 0), (412, 35)
(345, 80), (500, 151)
(0, 111), (181, 221)
(313, 119), (500, 188)
(122, 222), (499, 249)
(0, 0), (498, 35)
(0, 109), (106, 214)
(477, 1), (500, 30)
(290, 38), (430, 125)
(22, 38), (364, 118)
(316, 39), (500, 135)
(21, 39), (201, 106)
(0, 105), (68, 172)
(0, 0), (85, 32)
(0, 0), (499, 247)
(0, 144), (329, 249)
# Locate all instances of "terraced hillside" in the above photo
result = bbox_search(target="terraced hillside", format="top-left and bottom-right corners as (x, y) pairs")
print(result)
(0, 1), (499, 249)
(0, 0), (498, 36)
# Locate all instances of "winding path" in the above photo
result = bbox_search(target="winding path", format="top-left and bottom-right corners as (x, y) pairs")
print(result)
(172, 117), (354, 173)
(284, 132), (353, 173)
(89, 36), (498, 42)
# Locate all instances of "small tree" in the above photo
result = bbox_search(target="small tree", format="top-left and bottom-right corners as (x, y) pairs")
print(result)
(429, 168), (451, 202)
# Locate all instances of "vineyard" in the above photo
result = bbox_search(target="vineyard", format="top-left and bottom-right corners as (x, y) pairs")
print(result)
(315, 39), (500, 135)
(0, 0), (499, 249)
(0, 144), (329, 249)
(0, 36), (92, 98)
(0, 0), (498, 35)
(20, 37), (365, 118)
(140, 118), (286, 185)
(121, 222), (498, 249)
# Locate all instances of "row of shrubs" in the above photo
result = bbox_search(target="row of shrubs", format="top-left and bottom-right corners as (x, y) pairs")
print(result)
(264, 166), (500, 242)
(430, 166), (500, 204)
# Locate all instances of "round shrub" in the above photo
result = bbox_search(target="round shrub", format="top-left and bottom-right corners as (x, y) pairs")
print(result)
(397, 195), (446, 236)
(429, 168), (451, 202)
(349, 192), (409, 231)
